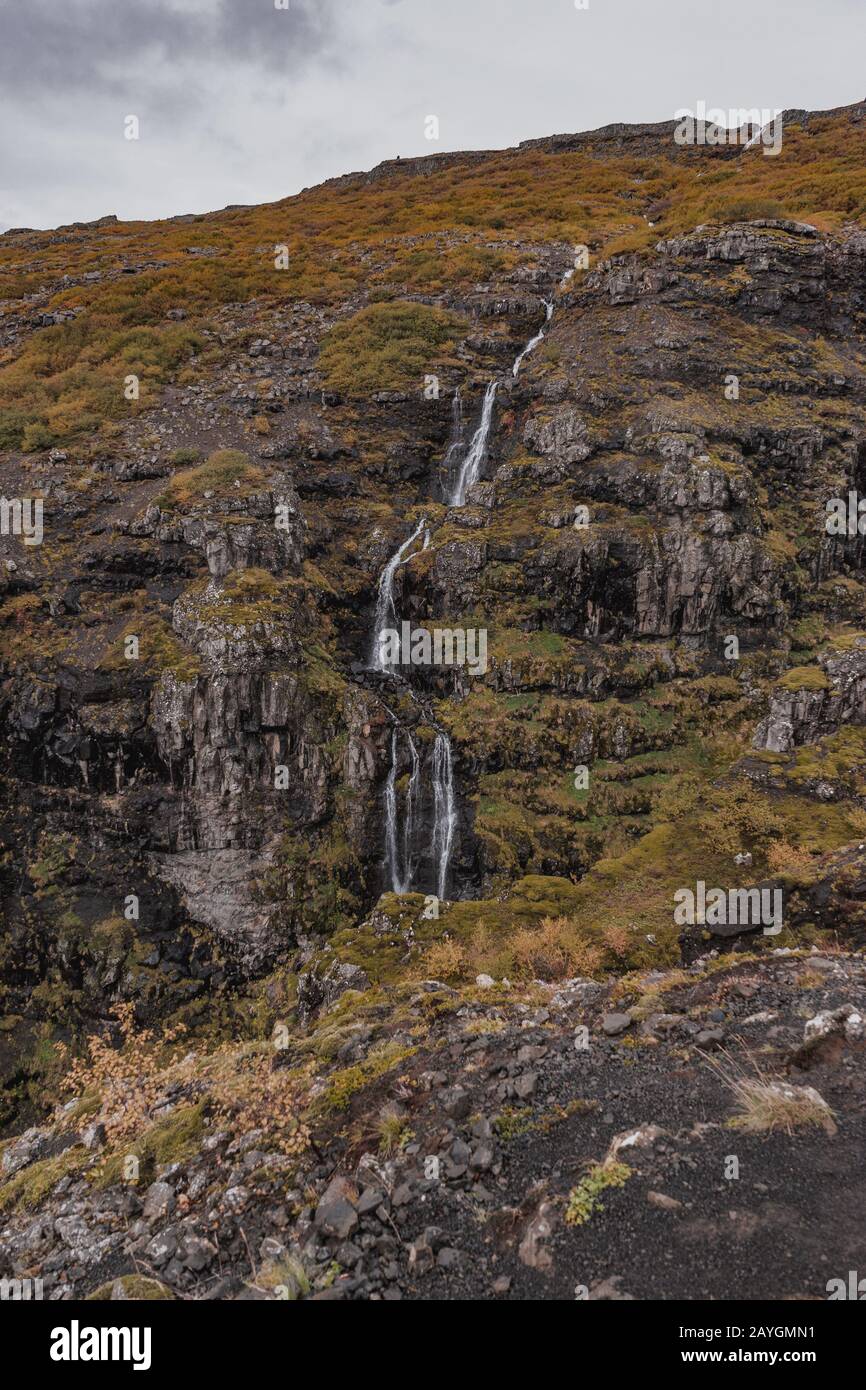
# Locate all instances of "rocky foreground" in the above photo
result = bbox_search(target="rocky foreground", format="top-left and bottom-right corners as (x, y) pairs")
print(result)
(1, 946), (864, 1300)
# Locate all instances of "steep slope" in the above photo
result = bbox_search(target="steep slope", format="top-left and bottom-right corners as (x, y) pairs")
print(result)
(2, 102), (866, 1298)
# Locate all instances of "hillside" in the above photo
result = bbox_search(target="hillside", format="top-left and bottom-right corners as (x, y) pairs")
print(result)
(2, 101), (866, 1301)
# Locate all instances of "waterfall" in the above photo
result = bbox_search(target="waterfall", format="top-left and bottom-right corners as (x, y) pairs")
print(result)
(512, 299), (553, 377)
(383, 726), (402, 893)
(369, 517), (428, 671)
(439, 387), (466, 498)
(449, 301), (554, 506)
(382, 721), (455, 899)
(403, 730), (421, 886)
(374, 299), (556, 895)
(384, 724), (421, 895)
(450, 379), (498, 507)
(431, 731), (457, 900)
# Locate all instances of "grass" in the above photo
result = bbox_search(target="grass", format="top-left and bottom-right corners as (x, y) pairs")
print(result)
(157, 448), (266, 508)
(3, 108), (864, 450)
(708, 1052), (837, 1135)
(317, 301), (466, 394)
(315, 1042), (416, 1114)
(775, 665), (831, 692)
(0, 1146), (89, 1213)
(87, 1276), (175, 1301)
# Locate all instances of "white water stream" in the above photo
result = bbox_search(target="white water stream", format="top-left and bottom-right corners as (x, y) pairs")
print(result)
(369, 517), (428, 671)
(374, 297), (557, 896)
(449, 300), (554, 506)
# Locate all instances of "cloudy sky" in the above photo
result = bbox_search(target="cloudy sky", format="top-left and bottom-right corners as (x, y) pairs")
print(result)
(1, 0), (862, 231)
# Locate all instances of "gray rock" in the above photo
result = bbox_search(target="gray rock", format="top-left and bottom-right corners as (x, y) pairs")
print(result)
(518, 1201), (555, 1271)
(82, 1122), (107, 1151)
(441, 1087), (471, 1120)
(142, 1181), (176, 1222)
(513, 1072), (538, 1100)
(436, 1247), (464, 1269)
(181, 1234), (217, 1271)
(602, 1012), (633, 1036)
(314, 1175), (359, 1239)
(144, 1229), (178, 1268)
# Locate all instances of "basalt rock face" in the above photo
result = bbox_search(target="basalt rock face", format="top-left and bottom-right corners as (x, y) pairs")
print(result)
(753, 644), (866, 753)
(4, 108), (866, 1144)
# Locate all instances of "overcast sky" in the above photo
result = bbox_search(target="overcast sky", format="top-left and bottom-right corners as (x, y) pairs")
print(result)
(1, 0), (863, 232)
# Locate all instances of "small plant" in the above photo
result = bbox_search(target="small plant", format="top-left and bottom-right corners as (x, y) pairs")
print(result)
(494, 1106), (535, 1140)
(728, 1078), (835, 1136)
(210, 1051), (312, 1160)
(57, 1003), (187, 1151)
(512, 916), (603, 982)
(565, 1161), (631, 1227)
(376, 1112), (414, 1156)
(706, 1049), (836, 1136)
(422, 937), (466, 980)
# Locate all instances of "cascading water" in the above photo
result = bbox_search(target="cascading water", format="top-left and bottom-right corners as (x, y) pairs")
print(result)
(431, 731), (457, 900)
(439, 387), (465, 498)
(402, 730), (421, 886)
(375, 298), (557, 896)
(449, 301), (555, 507)
(383, 724), (421, 895)
(512, 299), (553, 377)
(450, 379), (497, 507)
(380, 716), (456, 899)
(372, 529), (458, 897)
(369, 517), (428, 671)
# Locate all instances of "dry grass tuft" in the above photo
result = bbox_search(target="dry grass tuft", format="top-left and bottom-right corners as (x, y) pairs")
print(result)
(706, 1049), (836, 1136)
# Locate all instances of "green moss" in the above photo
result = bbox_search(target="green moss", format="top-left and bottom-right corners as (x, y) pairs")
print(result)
(318, 301), (466, 394)
(775, 665), (831, 692)
(100, 613), (200, 681)
(93, 1101), (206, 1188)
(316, 1043), (416, 1113)
(564, 1161), (631, 1227)
(494, 1106), (535, 1140)
(0, 1145), (88, 1212)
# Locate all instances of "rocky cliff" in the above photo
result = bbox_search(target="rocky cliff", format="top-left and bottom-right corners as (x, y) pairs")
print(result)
(2, 102), (866, 1299)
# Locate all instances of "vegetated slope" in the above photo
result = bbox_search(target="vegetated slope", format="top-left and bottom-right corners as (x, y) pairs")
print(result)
(2, 102), (866, 1300)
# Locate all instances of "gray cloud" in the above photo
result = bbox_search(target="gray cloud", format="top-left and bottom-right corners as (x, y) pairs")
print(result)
(1, 0), (863, 232)
(0, 0), (338, 91)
